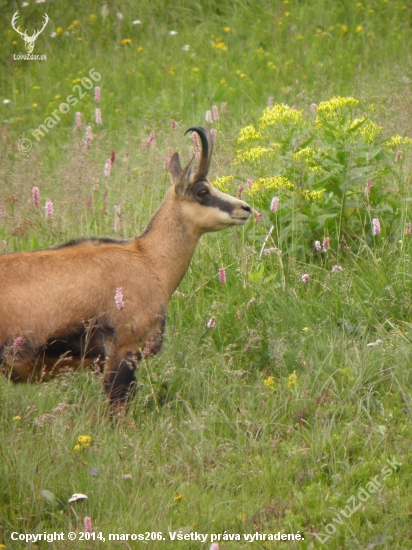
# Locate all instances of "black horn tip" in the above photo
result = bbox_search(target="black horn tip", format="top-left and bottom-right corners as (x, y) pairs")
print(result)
(184, 126), (210, 138)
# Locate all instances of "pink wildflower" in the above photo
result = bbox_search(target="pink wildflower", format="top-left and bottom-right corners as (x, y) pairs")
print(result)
(85, 125), (93, 148)
(115, 287), (125, 310)
(84, 517), (92, 534)
(301, 274), (310, 282)
(219, 268), (226, 284)
(104, 159), (111, 177)
(264, 247), (281, 255)
(147, 131), (155, 147)
(13, 336), (24, 348)
(171, 119), (177, 130)
(95, 108), (102, 125)
(210, 545), (220, 550)
(332, 265), (343, 273)
(237, 184), (244, 199)
(205, 110), (212, 124)
(406, 222), (411, 236)
(365, 178), (372, 197)
(141, 138), (146, 151)
(211, 128), (217, 141)
(221, 101), (227, 114)
(396, 151), (403, 162)
(268, 97), (274, 107)
(270, 196), (279, 213)
(2, 240), (6, 252)
(32, 186), (40, 207)
(207, 317), (216, 328)
(247, 178), (253, 190)
(75, 111), (81, 127)
(212, 105), (219, 121)
(45, 198), (54, 219)
(94, 87), (100, 104)
(314, 240), (322, 252)
(193, 132), (200, 160)
(254, 211), (263, 224)
(372, 218), (380, 236)
(310, 103), (318, 113)
(322, 237), (330, 252)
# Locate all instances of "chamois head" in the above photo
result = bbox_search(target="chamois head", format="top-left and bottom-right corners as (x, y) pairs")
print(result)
(169, 126), (251, 233)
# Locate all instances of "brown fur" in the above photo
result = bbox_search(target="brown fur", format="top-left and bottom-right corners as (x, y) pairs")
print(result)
(0, 127), (251, 410)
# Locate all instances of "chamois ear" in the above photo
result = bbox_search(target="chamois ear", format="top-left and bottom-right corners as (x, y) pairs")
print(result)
(169, 152), (183, 184)
(175, 155), (196, 196)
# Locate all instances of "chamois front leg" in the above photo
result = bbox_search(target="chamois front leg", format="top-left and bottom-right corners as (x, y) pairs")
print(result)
(103, 347), (141, 412)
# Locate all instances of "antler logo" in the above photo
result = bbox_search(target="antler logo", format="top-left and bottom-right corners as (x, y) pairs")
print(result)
(11, 11), (49, 54)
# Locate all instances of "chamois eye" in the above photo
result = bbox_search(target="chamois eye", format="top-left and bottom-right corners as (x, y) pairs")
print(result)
(197, 188), (209, 198)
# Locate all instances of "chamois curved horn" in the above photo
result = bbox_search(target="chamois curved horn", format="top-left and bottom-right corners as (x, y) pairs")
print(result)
(184, 126), (213, 177)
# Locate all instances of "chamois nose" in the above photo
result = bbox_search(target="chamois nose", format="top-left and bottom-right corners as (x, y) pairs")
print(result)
(241, 204), (252, 214)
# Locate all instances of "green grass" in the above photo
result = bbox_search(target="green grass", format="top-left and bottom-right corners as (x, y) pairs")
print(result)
(2, 0), (412, 548)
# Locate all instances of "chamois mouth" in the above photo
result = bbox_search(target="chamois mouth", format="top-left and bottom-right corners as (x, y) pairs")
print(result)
(231, 215), (250, 225)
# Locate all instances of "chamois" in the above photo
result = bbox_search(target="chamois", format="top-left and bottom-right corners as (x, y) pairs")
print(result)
(0, 126), (251, 410)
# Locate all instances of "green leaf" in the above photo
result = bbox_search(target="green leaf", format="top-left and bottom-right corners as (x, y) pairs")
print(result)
(41, 490), (58, 508)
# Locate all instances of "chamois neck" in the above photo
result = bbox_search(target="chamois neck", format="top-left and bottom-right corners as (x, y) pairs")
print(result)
(137, 194), (201, 298)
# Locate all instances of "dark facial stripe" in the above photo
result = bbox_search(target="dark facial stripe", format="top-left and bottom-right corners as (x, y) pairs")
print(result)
(192, 181), (235, 215)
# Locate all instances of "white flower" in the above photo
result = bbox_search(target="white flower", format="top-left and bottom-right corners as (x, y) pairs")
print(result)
(68, 493), (88, 503)
(3, 99), (11, 104)
(169, 30), (178, 35)
(116, 12), (123, 20)
(182, 44), (190, 51)
(21, 1), (29, 6)
(132, 19), (142, 25)
(50, 32), (57, 38)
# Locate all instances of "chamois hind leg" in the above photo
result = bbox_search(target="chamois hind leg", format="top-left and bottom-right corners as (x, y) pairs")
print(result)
(103, 347), (141, 412)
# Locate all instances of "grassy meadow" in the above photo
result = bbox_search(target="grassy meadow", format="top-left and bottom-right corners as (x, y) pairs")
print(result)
(2, 0), (412, 548)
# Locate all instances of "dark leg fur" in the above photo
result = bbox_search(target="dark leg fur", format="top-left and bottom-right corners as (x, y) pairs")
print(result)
(103, 352), (138, 407)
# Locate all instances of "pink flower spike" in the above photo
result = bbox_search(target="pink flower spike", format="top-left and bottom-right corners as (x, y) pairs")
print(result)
(147, 131), (155, 147)
(372, 218), (380, 236)
(212, 105), (219, 121)
(301, 274), (310, 282)
(314, 240), (321, 252)
(205, 110), (212, 124)
(219, 268), (226, 284)
(207, 317), (216, 329)
(13, 336), (24, 348)
(171, 119), (177, 130)
(75, 111), (81, 127)
(210, 544), (220, 550)
(115, 287), (125, 310)
(32, 186), (40, 206)
(270, 196), (279, 213)
(85, 125), (93, 148)
(104, 159), (111, 177)
(95, 108), (102, 125)
(264, 247), (281, 255)
(332, 265), (343, 273)
(322, 237), (330, 252)
(211, 128), (217, 141)
(254, 211), (263, 224)
(221, 102), (227, 114)
(94, 87), (100, 104)
(310, 103), (318, 113)
(268, 97), (274, 107)
(406, 222), (412, 236)
(45, 198), (54, 219)
(84, 517), (92, 534)
(247, 178), (253, 190)
(396, 151), (403, 162)
(365, 178), (372, 197)
(237, 184), (244, 199)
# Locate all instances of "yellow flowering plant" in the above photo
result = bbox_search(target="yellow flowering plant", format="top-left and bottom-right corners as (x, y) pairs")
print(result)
(231, 97), (410, 258)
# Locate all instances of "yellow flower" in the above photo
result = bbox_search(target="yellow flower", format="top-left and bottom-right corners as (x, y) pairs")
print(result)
(13, 415), (21, 420)
(55, 95), (62, 99)
(356, 25), (363, 32)
(56, 27), (63, 35)
(74, 435), (92, 451)
(174, 492), (186, 502)
(358, 120), (382, 143)
(73, 20), (81, 28)
(137, 47), (144, 52)
(192, 67), (200, 72)
(316, 96), (359, 117)
(224, 27), (230, 32)
(259, 104), (303, 128)
(121, 39), (132, 45)
(264, 376), (275, 390)
(90, 14), (97, 21)
(288, 372), (298, 390)
(235, 146), (279, 163)
(77, 37), (83, 42)
(237, 125), (262, 144)
(386, 134), (412, 148)
(33, 86), (40, 90)
(341, 24), (348, 34)
(32, 103), (38, 108)
(292, 147), (316, 162)
(212, 176), (233, 193)
(212, 41), (227, 51)
(248, 176), (293, 195)
(12, 41), (18, 46)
